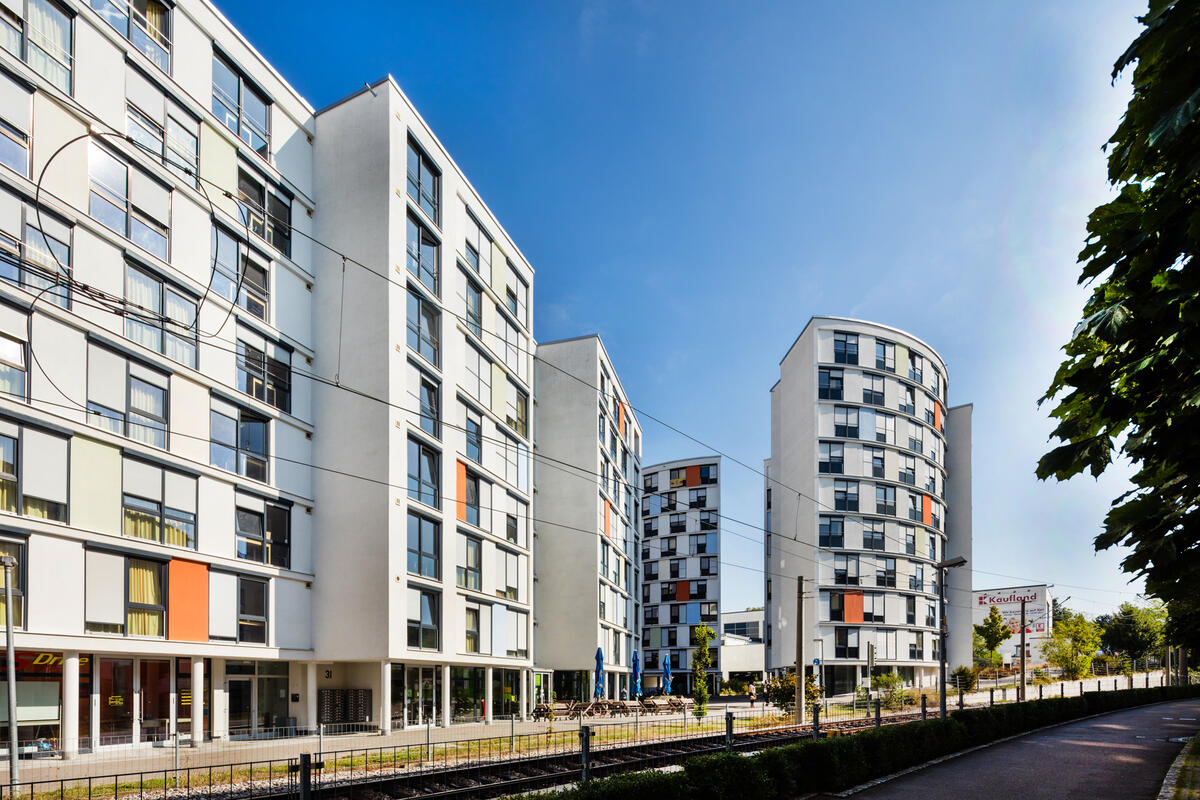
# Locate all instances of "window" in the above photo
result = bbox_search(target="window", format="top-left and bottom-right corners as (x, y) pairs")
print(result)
(863, 519), (885, 550)
(0, 0), (72, 93)
(689, 532), (717, 554)
(864, 446), (884, 478)
(668, 468), (684, 488)
(833, 480), (858, 511)
(906, 596), (916, 625)
(700, 510), (717, 530)
(235, 170), (290, 256)
(598, 583), (606, 620)
(86, 346), (169, 448)
(661, 536), (677, 556)
(926, 603), (937, 628)
(901, 386), (916, 416)
(124, 69), (200, 186)
(496, 310), (523, 378)
(699, 464), (717, 485)
(506, 513), (518, 544)
(235, 500), (289, 567)
(212, 52), (270, 158)
(829, 591), (843, 621)
(669, 512), (685, 533)
(910, 631), (924, 660)
(0, 425), (67, 520)
(457, 533), (481, 590)
(662, 491), (677, 511)
(863, 373), (884, 406)
(645, 561), (658, 580)
(406, 438), (439, 507)
(407, 587), (440, 649)
(237, 330), (291, 413)
(834, 627), (858, 659)
(909, 427), (923, 454)
(643, 517), (658, 536)
(928, 534), (937, 561)
(406, 288), (440, 366)
(689, 580), (708, 599)
(903, 525), (916, 555)
(407, 511), (439, 579)
(406, 213), (439, 294)
(875, 412), (895, 444)
(818, 368), (843, 400)
(128, 558), (165, 637)
(700, 557), (717, 577)
(899, 455), (916, 486)
(0, 539), (22, 626)
(688, 488), (706, 508)
(464, 605), (480, 653)
(834, 406), (858, 438)
(908, 494), (922, 522)
(0, 208), (72, 308)
(406, 138), (440, 223)
(94, 0), (169, 71)
(818, 442), (843, 474)
(505, 381), (528, 438)
(465, 279), (482, 336)
(875, 340), (895, 372)
(463, 470), (485, 527)
(833, 332), (858, 364)
(0, 325), (24, 401)
(875, 557), (896, 588)
(819, 515), (843, 548)
(463, 343), (490, 405)
(210, 402), (267, 481)
(465, 409), (482, 463)
(908, 353), (924, 384)
(932, 368), (943, 399)
(124, 265), (197, 368)
(863, 592), (885, 623)
(834, 553), (858, 585)
(668, 558), (684, 579)
(925, 395), (936, 425)
(0, 73), (28, 176)
(506, 263), (528, 327)
(910, 563), (925, 591)
(89, 144), (169, 260)
(462, 209), (491, 275)
(121, 459), (196, 549)
(875, 485), (895, 515)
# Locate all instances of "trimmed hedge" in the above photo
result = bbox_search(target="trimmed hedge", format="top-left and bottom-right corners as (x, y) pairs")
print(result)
(529, 684), (1200, 800)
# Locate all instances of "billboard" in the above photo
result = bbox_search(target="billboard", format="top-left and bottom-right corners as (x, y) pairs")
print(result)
(972, 585), (1052, 637)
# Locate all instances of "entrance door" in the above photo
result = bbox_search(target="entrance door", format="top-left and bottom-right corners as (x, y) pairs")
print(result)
(228, 678), (253, 735)
(98, 658), (134, 745)
(405, 666), (440, 725)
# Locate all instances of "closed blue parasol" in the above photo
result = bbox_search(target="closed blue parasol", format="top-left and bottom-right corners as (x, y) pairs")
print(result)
(662, 652), (673, 695)
(632, 650), (642, 698)
(594, 647), (605, 698)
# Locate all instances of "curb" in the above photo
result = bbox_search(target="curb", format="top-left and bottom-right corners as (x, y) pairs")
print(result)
(1157, 735), (1194, 800)
(830, 697), (1200, 797)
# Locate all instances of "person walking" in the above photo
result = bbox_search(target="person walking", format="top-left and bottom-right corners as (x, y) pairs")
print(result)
(749, 681), (757, 707)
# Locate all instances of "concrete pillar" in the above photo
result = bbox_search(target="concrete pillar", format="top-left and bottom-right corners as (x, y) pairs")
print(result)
(191, 657), (205, 746)
(305, 663), (317, 733)
(62, 652), (79, 758)
(89, 668), (100, 749)
(168, 663), (177, 740)
(485, 666), (494, 723)
(520, 669), (528, 721)
(132, 658), (141, 744)
(440, 665), (451, 728)
(379, 661), (391, 734)
(210, 658), (227, 741)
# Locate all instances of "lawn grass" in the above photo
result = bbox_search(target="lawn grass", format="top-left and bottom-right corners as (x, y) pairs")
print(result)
(1173, 736), (1200, 800)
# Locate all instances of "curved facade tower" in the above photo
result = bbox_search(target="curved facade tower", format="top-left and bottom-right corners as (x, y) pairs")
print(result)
(764, 317), (972, 695)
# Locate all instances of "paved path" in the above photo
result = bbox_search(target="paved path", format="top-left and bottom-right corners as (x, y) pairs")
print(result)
(839, 697), (1200, 800)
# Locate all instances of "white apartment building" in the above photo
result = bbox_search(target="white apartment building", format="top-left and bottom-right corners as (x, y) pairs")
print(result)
(0, 0), (540, 753)
(534, 336), (640, 702)
(718, 608), (764, 684)
(639, 456), (720, 695)
(764, 317), (972, 696)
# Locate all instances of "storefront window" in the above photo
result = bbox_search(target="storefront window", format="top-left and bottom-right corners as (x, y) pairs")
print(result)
(139, 659), (170, 741)
(99, 657), (134, 744)
(491, 669), (520, 718)
(449, 666), (483, 723)
(0, 651), (91, 748)
(389, 663), (404, 724)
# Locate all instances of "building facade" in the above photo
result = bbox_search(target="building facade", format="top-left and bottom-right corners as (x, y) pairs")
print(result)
(764, 317), (972, 696)
(0, 0), (541, 753)
(719, 608), (764, 684)
(534, 336), (641, 702)
(640, 456), (721, 695)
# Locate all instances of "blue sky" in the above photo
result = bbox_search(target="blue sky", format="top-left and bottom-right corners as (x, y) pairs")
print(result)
(224, 0), (1148, 617)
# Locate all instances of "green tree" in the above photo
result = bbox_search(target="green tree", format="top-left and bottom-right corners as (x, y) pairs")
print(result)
(764, 671), (795, 710)
(690, 624), (715, 716)
(1036, 0), (1200, 643)
(1042, 612), (1102, 680)
(972, 629), (989, 666)
(1097, 602), (1166, 659)
(1052, 598), (1073, 626)
(974, 606), (1013, 670)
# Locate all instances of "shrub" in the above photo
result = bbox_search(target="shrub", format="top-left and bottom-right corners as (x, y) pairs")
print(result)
(872, 672), (907, 709)
(950, 665), (978, 691)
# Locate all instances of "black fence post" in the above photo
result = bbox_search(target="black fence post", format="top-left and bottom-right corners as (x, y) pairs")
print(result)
(874, 698), (881, 728)
(298, 753), (312, 800)
(811, 704), (820, 738)
(1060, 683), (1065, 698)
(958, 688), (964, 710)
(921, 694), (927, 721)
(1039, 684), (1043, 701)
(725, 712), (733, 753)
(989, 688), (994, 706)
(580, 725), (592, 783)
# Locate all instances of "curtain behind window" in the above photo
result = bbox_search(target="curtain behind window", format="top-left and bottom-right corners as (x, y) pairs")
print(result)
(127, 559), (163, 636)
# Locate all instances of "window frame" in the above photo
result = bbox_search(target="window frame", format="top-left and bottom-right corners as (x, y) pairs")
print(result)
(212, 51), (271, 159)
(406, 510), (440, 580)
(236, 574), (268, 644)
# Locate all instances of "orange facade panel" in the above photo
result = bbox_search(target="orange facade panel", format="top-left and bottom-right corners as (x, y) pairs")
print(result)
(677, 580), (691, 601)
(843, 591), (864, 624)
(168, 559), (208, 642)
(604, 500), (611, 537)
(686, 465), (701, 487)
(934, 401), (943, 431)
(456, 461), (468, 522)
(618, 403), (626, 438)
(922, 494), (932, 525)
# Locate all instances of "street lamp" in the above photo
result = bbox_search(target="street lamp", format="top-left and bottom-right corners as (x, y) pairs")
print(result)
(937, 556), (967, 719)
(1, 555), (17, 789)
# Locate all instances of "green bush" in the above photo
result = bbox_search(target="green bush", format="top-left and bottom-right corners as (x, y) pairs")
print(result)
(950, 665), (978, 691)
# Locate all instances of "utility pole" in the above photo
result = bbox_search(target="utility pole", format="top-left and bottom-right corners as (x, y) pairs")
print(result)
(1019, 600), (1027, 702)
(795, 576), (805, 725)
(2, 555), (17, 792)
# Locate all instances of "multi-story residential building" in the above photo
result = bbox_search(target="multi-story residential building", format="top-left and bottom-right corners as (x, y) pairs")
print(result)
(534, 336), (640, 702)
(718, 608), (764, 686)
(0, 0), (540, 751)
(763, 317), (972, 696)
(640, 457), (721, 695)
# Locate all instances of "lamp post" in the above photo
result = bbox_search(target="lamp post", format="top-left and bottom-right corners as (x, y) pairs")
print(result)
(2, 555), (17, 789)
(937, 556), (967, 719)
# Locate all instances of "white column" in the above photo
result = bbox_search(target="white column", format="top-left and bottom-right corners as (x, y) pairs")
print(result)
(89, 669), (100, 748)
(305, 663), (317, 733)
(62, 652), (79, 758)
(210, 658), (227, 741)
(379, 661), (391, 734)
(440, 665), (451, 729)
(484, 666), (493, 723)
(132, 658), (141, 744)
(191, 658), (205, 746)
(168, 663), (178, 740)
(519, 669), (528, 721)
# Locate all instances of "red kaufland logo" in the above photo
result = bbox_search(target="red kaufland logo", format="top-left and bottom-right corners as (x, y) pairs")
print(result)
(977, 591), (1040, 606)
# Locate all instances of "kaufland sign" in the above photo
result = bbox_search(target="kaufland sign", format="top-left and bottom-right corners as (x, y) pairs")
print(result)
(975, 587), (1045, 608)
(972, 585), (1051, 636)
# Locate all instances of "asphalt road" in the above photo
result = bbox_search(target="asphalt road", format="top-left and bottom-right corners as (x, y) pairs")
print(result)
(837, 697), (1200, 800)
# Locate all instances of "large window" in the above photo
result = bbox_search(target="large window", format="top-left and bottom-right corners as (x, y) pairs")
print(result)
(875, 556), (896, 588)
(462, 208), (491, 276)
(818, 442), (843, 474)
(0, 0), (72, 94)
(406, 288), (440, 366)
(86, 345), (168, 448)
(0, 206), (72, 309)
(236, 169), (290, 256)
(875, 412), (895, 444)
(212, 53), (269, 158)
(863, 373), (885, 406)
(124, 264), (197, 368)
(875, 485), (895, 515)
(900, 454), (917, 485)
(406, 213), (439, 295)
(819, 515), (843, 548)
(834, 627), (858, 659)
(235, 499), (289, 568)
(94, 0), (169, 72)
(834, 553), (858, 585)
(407, 587), (440, 650)
(818, 368), (842, 400)
(237, 328), (291, 413)
(0, 538), (23, 626)
(407, 511), (439, 579)
(0, 320), (25, 401)
(125, 73), (199, 186)
(237, 576), (267, 643)
(406, 437), (439, 508)
(833, 406), (858, 438)
(127, 558), (165, 637)
(464, 407), (482, 463)
(463, 343), (490, 405)
(505, 381), (528, 438)
(121, 458), (196, 548)
(876, 340), (895, 372)
(456, 533), (481, 590)
(833, 480), (858, 512)
(0, 425), (66, 520)
(464, 279), (482, 336)
(406, 138), (440, 223)
(863, 518), (885, 551)
(497, 548), (519, 601)
(833, 332), (858, 365)
(210, 401), (268, 482)
(0, 72), (29, 177)
(88, 144), (169, 260)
